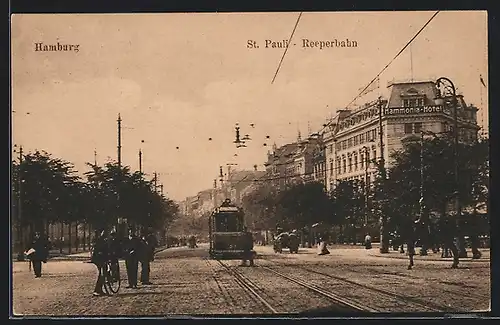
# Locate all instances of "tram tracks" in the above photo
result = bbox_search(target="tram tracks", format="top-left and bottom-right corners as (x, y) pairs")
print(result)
(260, 266), (377, 312)
(264, 260), (457, 312)
(214, 260), (371, 313)
(210, 257), (464, 313)
(215, 260), (279, 314)
(360, 266), (489, 303)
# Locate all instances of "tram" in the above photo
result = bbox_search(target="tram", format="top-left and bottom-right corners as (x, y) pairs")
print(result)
(208, 199), (255, 260)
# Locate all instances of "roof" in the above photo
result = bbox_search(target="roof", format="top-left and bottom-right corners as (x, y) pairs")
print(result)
(387, 81), (438, 108)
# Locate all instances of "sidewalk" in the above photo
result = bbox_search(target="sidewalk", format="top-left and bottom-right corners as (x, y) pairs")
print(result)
(48, 245), (170, 261)
(254, 244), (490, 263)
(366, 247), (490, 262)
(12, 245), (170, 262)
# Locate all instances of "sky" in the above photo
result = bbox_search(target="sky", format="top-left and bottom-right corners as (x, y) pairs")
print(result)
(11, 11), (488, 201)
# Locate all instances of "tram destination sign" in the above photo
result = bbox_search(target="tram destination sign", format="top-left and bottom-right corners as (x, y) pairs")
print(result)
(384, 105), (449, 115)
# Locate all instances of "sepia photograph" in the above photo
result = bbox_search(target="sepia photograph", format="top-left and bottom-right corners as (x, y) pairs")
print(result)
(10, 10), (490, 316)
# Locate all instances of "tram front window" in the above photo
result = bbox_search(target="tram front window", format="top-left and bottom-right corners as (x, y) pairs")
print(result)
(215, 213), (244, 232)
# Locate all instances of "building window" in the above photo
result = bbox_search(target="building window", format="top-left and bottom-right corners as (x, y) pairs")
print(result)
(367, 131), (372, 141)
(354, 135), (359, 146)
(342, 159), (346, 173)
(372, 148), (377, 163)
(354, 154), (358, 171)
(342, 141), (347, 150)
(329, 145), (333, 154)
(414, 122), (422, 134)
(404, 123), (413, 134)
(348, 138), (353, 148)
(372, 129), (377, 140)
(441, 122), (448, 132)
(330, 162), (334, 176)
(348, 156), (352, 172)
(360, 153), (364, 169)
(417, 98), (424, 106)
(360, 133), (365, 143)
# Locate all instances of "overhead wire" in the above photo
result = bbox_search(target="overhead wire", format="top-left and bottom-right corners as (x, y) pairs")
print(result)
(345, 11), (440, 110)
(271, 12), (303, 84)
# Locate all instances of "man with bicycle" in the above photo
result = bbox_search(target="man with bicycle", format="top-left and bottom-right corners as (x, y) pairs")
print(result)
(90, 228), (109, 297)
(108, 230), (122, 282)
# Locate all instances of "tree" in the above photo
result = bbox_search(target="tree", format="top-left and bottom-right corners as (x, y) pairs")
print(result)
(330, 180), (365, 244)
(375, 133), (489, 256)
(13, 150), (79, 233)
(241, 182), (281, 230)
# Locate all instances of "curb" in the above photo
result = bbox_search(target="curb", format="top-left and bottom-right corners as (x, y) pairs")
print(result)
(49, 246), (170, 262)
(366, 252), (490, 262)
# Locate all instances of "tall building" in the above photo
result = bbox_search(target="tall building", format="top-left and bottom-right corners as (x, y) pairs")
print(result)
(226, 169), (267, 206)
(323, 80), (480, 192)
(264, 134), (324, 191)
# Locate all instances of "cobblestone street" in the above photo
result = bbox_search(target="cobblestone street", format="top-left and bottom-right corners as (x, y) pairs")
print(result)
(12, 244), (490, 316)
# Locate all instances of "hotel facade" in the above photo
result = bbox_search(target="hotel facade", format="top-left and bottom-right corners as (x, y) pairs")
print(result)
(323, 80), (480, 193)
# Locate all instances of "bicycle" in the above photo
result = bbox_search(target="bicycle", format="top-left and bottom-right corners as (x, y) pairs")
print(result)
(103, 259), (121, 294)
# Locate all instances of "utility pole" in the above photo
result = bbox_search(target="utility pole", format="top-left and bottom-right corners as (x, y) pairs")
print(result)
(16, 146), (25, 261)
(213, 179), (218, 208)
(94, 150), (97, 166)
(139, 149), (142, 173)
(117, 113), (122, 168)
(363, 146), (370, 228)
(116, 114), (122, 235)
(219, 166), (225, 199)
(153, 172), (158, 193)
(377, 98), (389, 253)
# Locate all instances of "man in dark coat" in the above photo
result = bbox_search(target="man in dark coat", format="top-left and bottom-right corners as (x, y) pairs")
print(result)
(90, 228), (108, 296)
(125, 228), (141, 288)
(439, 214), (460, 268)
(140, 227), (157, 285)
(240, 227), (255, 267)
(108, 230), (122, 281)
(25, 232), (50, 278)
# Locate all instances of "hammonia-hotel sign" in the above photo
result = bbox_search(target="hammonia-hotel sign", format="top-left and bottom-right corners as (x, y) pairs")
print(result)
(384, 105), (449, 115)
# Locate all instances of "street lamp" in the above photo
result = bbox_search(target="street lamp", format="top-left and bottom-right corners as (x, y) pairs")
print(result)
(435, 77), (466, 258)
(376, 97), (389, 254)
(362, 145), (370, 228)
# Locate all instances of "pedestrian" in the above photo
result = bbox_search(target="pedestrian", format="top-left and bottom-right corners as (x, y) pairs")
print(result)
(25, 232), (50, 278)
(439, 214), (460, 268)
(317, 232), (330, 255)
(364, 233), (372, 250)
(240, 226), (254, 266)
(125, 228), (140, 289)
(108, 230), (121, 281)
(90, 228), (108, 296)
(406, 217), (418, 270)
(140, 227), (157, 285)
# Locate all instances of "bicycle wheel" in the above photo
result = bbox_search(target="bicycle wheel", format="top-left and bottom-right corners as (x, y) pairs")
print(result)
(104, 261), (121, 294)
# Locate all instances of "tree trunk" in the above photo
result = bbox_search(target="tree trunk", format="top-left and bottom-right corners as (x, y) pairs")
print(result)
(89, 223), (93, 247)
(75, 222), (79, 252)
(379, 214), (389, 253)
(82, 223), (87, 251)
(68, 222), (72, 254)
(307, 226), (313, 248)
(60, 223), (64, 254)
(457, 215), (468, 258)
(470, 208), (482, 259)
